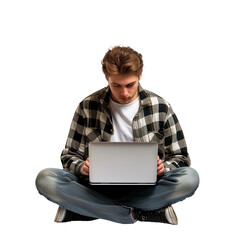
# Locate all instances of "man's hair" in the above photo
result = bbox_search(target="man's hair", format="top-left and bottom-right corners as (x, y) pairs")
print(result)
(102, 46), (143, 77)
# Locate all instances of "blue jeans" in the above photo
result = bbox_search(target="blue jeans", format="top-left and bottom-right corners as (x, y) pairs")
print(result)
(35, 167), (199, 224)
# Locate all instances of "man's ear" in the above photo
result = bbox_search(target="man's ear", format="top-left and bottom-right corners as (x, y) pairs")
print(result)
(138, 71), (143, 81)
(105, 75), (109, 82)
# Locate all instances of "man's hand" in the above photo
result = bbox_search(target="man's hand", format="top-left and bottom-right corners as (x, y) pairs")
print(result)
(157, 156), (165, 175)
(80, 158), (89, 176)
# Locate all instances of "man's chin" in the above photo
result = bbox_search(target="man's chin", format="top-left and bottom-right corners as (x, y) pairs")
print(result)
(119, 98), (131, 104)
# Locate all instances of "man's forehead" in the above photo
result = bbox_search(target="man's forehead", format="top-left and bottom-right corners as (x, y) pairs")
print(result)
(111, 80), (138, 86)
(108, 74), (139, 84)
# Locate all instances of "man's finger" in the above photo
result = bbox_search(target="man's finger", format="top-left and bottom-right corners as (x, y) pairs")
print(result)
(157, 164), (164, 171)
(157, 159), (163, 166)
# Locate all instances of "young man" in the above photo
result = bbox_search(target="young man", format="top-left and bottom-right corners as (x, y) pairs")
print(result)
(36, 46), (199, 225)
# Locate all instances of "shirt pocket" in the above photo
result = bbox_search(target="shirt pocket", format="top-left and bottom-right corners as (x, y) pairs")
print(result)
(147, 132), (164, 143)
(85, 128), (101, 142)
(147, 131), (165, 159)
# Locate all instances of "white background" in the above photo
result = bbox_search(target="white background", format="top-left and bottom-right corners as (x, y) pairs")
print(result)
(1, 0), (240, 239)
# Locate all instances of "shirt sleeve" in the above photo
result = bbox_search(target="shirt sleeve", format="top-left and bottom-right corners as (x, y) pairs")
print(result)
(163, 105), (191, 172)
(60, 102), (88, 178)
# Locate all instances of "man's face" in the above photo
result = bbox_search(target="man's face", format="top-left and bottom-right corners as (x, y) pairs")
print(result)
(106, 73), (142, 104)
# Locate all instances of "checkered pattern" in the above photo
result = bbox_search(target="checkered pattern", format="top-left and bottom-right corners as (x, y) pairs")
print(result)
(61, 84), (191, 176)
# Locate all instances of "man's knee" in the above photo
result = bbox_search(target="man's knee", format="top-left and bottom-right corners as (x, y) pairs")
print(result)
(164, 167), (199, 196)
(35, 168), (79, 196)
(179, 167), (200, 195)
(35, 168), (55, 194)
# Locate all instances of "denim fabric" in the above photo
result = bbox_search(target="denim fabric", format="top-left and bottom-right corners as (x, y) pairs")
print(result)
(36, 167), (199, 224)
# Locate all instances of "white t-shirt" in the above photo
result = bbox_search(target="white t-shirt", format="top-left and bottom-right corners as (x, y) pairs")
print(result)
(109, 97), (140, 142)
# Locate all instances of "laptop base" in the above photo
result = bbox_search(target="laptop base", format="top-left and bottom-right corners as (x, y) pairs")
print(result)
(89, 182), (157, 185)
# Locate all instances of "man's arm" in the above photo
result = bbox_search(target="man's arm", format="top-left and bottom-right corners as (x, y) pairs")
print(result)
(163, 105), (191, 172)
(60, 102), (88, 177)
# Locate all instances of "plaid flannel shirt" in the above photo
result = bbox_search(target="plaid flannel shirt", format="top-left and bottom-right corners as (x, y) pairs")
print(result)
(61, 84), (191, 177)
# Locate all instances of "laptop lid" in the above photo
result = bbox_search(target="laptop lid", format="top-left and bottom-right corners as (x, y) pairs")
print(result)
(89, 142), (158, 185)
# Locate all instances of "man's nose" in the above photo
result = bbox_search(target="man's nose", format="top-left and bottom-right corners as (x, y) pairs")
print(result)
(120, 87), (128, 96)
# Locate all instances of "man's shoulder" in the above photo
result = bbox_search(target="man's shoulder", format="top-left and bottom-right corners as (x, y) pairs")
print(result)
(77, 87), (109, 107)
(142, 88), (171, 108)
(83, 87), (108, 102)
(77, 87), (109, 112)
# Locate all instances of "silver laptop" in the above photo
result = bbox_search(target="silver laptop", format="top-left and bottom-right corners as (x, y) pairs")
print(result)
(89, 142), (158, 185)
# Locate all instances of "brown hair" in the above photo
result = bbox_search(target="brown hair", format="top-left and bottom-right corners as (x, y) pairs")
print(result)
(102, 46), (143, 77)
